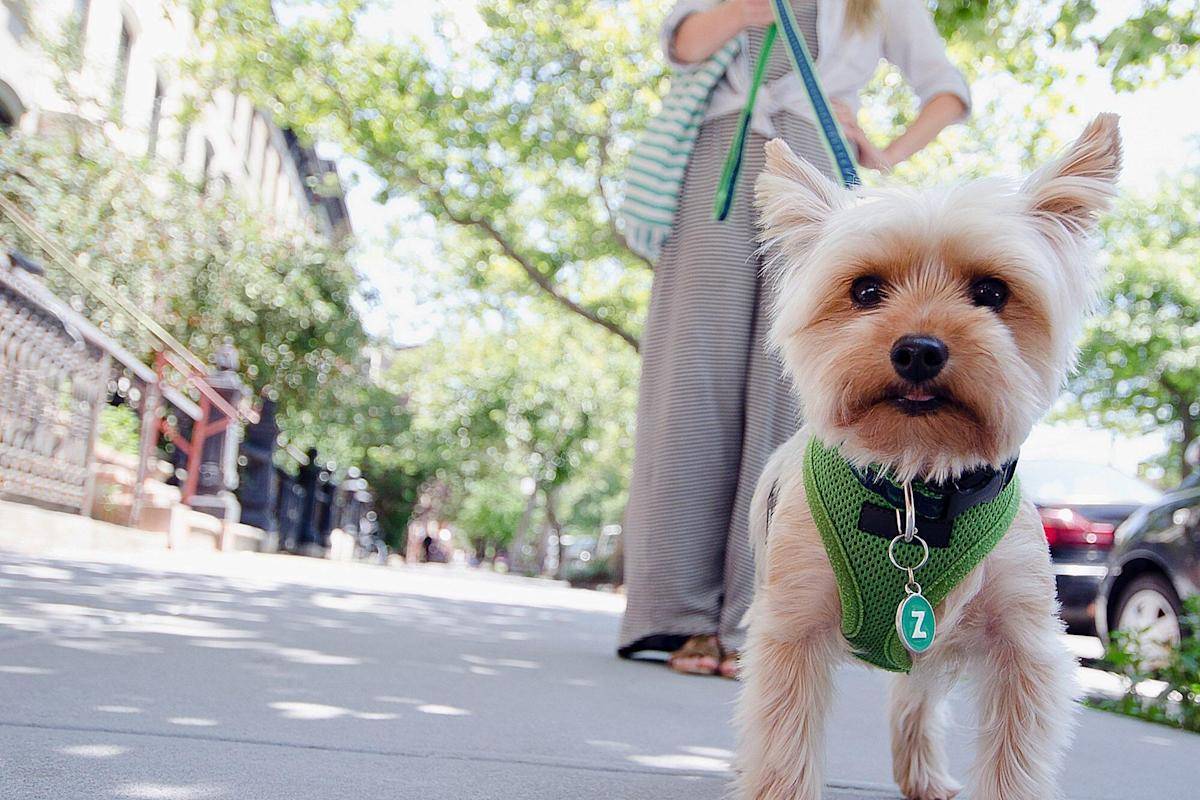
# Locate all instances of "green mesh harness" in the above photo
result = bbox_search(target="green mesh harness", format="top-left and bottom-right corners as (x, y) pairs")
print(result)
(800, 438), (1021, 672)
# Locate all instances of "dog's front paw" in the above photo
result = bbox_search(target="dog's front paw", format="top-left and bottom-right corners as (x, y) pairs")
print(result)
(899, 775), (962, 800)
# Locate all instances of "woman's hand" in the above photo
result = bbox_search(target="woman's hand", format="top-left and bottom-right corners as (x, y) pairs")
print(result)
(832, 99), (893, 173)
(672, 0), (773, 64)
(735, 0), (775, 28)
(850, 132), (894, 173)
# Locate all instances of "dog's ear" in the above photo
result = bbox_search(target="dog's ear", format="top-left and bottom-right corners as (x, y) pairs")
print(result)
(756, 138), (847, 255)
(1022, 113), (1121, 236)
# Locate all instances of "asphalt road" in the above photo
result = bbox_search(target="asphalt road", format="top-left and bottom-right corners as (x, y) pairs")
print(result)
(0, 548), (1194, 799)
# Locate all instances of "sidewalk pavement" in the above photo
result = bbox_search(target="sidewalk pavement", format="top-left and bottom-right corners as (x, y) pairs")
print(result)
(0, 546), (1194, 800)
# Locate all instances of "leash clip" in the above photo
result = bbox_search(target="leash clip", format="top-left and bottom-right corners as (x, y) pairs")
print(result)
(893, 480), (918, 541)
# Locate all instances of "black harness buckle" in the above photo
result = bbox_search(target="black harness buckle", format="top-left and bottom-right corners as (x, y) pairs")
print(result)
(852, 459), (1018, 547)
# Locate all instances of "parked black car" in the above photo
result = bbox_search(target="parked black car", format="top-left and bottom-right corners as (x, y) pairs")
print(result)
(1097, 475), (1200, 658)
(1019, 460), (1162, 633)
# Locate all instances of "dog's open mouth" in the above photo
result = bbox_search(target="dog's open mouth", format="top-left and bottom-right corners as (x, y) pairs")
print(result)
(889, 388), (948, 416)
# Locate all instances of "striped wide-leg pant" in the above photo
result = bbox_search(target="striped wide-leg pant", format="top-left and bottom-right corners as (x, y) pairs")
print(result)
(618, 111), (833, 656)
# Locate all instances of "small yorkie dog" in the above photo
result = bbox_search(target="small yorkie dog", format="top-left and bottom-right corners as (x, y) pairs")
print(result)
(735, 115), (1121, 800)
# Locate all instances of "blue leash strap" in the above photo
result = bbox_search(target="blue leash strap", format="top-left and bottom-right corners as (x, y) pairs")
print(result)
(712, 0), (859, 221)
(771, 0), (860, 188)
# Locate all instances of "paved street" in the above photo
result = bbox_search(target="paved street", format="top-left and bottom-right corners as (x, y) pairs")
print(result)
(0, 547), (1194, 800)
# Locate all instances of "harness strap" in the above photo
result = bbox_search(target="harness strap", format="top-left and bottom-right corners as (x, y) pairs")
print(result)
(713, 0), (860, 222)
(850, 460), (1019, 523)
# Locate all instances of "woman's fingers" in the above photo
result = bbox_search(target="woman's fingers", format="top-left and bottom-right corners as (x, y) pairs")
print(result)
(738, 0), (775, 28)
(830, 99), (858, 130)
(857, 140), (894, 173)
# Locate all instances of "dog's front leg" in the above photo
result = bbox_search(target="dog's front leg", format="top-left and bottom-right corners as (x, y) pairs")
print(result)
(734, 619), (840, 800)
(967, 608), (1076, 800)
(889, 662), (962, 800)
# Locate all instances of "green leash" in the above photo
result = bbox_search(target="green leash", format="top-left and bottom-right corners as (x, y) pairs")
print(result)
(713, 0), (861, 221)
(712, 24), (777, 221)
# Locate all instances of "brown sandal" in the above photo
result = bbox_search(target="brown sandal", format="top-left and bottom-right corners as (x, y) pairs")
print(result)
(667, 634), (720, 676)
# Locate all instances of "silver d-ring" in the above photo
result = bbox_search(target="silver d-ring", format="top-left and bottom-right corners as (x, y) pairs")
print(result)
(903, 481), (918, 540)
(888, 533), (929, 573)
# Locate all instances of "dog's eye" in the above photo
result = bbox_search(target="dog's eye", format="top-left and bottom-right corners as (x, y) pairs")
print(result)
(970, 278), (1009, 311)
(850, 276), (885, 308)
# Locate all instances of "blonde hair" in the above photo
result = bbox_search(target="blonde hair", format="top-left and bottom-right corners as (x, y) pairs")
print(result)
(845, 0), (880, 32)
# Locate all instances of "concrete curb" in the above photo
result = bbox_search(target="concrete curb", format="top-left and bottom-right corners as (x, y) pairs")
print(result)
(0, 498), (169, 555)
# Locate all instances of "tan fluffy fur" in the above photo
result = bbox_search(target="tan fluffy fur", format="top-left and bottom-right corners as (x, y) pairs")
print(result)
(735, 115), (1121, 800)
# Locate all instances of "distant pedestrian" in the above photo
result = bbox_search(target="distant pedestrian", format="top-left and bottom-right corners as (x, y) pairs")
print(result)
(619, 0), (970, 677)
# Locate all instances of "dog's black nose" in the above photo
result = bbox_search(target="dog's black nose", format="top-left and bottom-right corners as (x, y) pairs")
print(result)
(890, 335), (948, 383)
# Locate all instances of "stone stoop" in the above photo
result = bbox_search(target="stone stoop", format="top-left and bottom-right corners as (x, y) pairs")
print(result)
(0, 498), (270, 557)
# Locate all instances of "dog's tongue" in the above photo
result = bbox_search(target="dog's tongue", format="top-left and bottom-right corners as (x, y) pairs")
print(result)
(904, 391), (934, 402)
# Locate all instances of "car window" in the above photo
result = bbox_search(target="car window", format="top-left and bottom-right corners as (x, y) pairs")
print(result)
(1018, 460), (1162, 506)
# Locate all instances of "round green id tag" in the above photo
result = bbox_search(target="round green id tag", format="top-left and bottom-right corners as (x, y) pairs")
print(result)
(896, 592), (936, 653)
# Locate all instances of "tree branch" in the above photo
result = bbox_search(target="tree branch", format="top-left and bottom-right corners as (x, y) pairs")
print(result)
(310, 61), (641, 351)
(419, 180), (640, 351)
(596, 130), (654, 270)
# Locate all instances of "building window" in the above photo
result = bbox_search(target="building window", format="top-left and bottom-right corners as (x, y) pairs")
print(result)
(240, 106), (255, 170)
(112, 19), (134, 121)
(178, 122), (191, 165)
(74, 0), (91, 45)
(0, 81), (24, 131)
(265, 167), (279, 211)
(147, 79), (165, 157)
(202, 139), (215, 189)
(4, 0), (28, 40)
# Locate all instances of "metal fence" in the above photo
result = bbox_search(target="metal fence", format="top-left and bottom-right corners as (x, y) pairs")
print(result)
(0, 253), (107, 511)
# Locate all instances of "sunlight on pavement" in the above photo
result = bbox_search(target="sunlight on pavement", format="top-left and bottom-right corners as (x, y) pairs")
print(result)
(587, 739), (634, 751)
(1077, 666), (1169, 701)
(59, 744), (129, 758)
(682, 746), (735, 759)
(417, 704), (471, 716)
(309, 592), (379, 613)
(0, 564), (74, 581)
(628, 753), (732, 772)
(0, 665), (54, 675)
(460, 654), (540, 670)
(114, 782), (222, 799)
(273, 647), (362, 666)
(268, 701), (398, 721)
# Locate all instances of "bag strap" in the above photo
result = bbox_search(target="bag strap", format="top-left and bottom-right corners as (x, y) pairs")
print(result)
(713, 0), (860, 221)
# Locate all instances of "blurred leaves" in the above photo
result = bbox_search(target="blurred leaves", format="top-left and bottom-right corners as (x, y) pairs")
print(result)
(191, 0), (659, 350)
(1070, 168), (1200, 481)
(1092, 596), (1200, 732)
(384, 309), (638, 559)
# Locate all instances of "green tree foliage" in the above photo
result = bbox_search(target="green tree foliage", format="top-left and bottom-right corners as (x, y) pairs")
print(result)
(193, 0), (660, 351)
(385, 309), (637, 565)
(1071, 169), (1200, 481)
(192, 0), (1198, 350)
(1092, 596), (1200, 732)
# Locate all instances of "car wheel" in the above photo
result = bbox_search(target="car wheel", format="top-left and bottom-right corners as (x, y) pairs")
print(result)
(1113, 572), (1183, 668)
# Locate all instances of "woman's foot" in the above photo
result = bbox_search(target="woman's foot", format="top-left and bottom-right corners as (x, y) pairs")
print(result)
(717, 647), (741, 680)
(667, 634), (720, 675)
